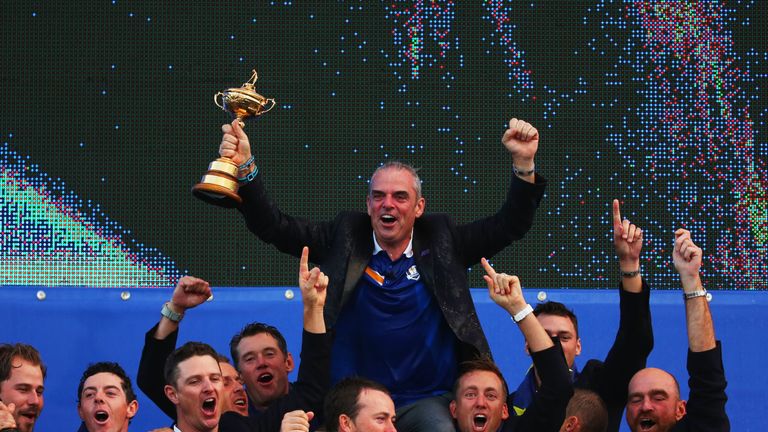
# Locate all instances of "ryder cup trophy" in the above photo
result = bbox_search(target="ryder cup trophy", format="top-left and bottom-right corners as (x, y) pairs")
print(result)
(192, 69), (275, 207)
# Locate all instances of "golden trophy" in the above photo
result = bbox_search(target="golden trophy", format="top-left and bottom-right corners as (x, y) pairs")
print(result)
(192, 69), (276, 207)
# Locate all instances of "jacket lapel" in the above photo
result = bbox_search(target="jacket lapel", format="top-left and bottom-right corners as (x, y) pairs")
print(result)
(412, 227), (436, 297)
(341, 225), (373, 308)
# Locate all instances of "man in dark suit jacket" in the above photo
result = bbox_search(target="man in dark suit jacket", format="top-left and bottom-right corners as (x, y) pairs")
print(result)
(508, 200), (654, 432)
(138, 248), (332, 432)
(219, 117), (547, 432)
(625, 229), (729, 432)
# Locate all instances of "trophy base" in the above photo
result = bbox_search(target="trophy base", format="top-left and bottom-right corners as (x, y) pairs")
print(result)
(192, 158), (243, 208)
(192, 182), (243, 208)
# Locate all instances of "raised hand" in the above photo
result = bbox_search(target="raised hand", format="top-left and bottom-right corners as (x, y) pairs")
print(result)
(219, 119), (252, 167)
(280, 410), (314, 432)
(612, 199), (643, 266)
(299, 246), (328, 310)
(502, 118), (539, 167)
(170, 276), (212, 312)
(673, 229), (702, 286)
(481, 257), (527, 316)
(0, 401), (17, 430)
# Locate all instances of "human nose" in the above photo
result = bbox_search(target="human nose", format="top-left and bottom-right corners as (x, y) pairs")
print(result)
(202, 379), (216, 392)
(639, 396), (654, 412)
(385, 419), (397, 432)
(255, 355), (269, 368)
(28, 392), (41, 406)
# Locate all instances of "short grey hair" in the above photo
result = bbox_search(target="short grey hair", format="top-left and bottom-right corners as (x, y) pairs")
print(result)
(368, 161), (422, 198)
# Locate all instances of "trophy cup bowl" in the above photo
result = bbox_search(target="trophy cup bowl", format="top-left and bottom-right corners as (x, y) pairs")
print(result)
(192, 70), (275, 208)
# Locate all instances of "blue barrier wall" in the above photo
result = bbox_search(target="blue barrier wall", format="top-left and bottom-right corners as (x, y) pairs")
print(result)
(2, 286), (765, 431)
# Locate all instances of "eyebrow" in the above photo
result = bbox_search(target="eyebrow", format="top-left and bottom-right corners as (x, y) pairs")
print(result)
(83, 385), (121, 394)
(629, 389), (670, 398)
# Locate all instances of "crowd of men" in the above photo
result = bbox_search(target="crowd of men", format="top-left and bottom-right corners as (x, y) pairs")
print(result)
(1, 118), (729, 431)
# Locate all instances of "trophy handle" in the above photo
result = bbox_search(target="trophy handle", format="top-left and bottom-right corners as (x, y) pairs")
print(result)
(262, 98), (276, 114)
(214, 92), (225, 110)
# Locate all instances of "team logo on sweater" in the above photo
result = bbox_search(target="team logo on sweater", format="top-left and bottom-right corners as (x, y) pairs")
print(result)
(406, 265), (421, 281)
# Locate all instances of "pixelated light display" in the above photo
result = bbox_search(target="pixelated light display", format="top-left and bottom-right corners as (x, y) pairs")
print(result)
(0, 1), (765, 289)
(1, 138), (182, 287)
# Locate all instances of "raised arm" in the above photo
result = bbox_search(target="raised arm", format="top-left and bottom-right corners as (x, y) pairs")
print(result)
(672, 229), (716, 352)
(481, 258), (573, 431)
(137, 276), (212, 419)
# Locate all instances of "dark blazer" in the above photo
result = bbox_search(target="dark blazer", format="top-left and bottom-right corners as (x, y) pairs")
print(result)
(237, 172), (547, 361)
(509, 281), (654, 432)
(137, 324), (332, 432)
(671, 342), (729, 432)
(502, 340), (574, 432)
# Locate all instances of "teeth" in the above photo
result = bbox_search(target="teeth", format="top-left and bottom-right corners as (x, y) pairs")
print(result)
(203, 398), (216, 410)
(95, 411), (109, 422)
(473, 414), (487, 427)
(257, 373), (273, 383)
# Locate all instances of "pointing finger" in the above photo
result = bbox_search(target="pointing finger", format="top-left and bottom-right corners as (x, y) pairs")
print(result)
(612, 199), (622, 233)
(300, 246), (309, 276)
(481, 258), (497, 278)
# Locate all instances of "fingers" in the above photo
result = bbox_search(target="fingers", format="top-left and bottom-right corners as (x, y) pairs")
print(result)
(675, 231), (699, 262)
(231, 118), (247, 138)
(176, 276), (211, 296)
(0, 401), (16, 429)
(307, 268), (329, 290)
(220, 123), (239, 158)
(504, 274), (521, 294)
(316, 272), (329, 292)
(483, 274), (494, 292)
(612, 199), (622, 232)
(481, 258), (504, 295)
(300, 246), (310, 276)
(480, 257), (497, 278)
(507, 118), (538, 141)
(613, 201), (642, 243)
(281, 410), (311, 432)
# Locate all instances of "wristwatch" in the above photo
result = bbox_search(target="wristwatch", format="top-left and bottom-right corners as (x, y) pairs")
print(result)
(683, 289), (708, 301)
(511, 304), (534, 323)
(161, 302), (184, 322)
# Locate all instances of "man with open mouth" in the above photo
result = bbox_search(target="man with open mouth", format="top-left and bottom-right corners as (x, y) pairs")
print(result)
(0, 343), (46, 432)
(450, 260), (572, 432)
(139, 248), (331, 431)
(77, 362), (139, 432)
(508, 200), (654, 432)
(163, 342), (224, 432)
(624, 229), (729, 432)
(219, 116), (546, 432)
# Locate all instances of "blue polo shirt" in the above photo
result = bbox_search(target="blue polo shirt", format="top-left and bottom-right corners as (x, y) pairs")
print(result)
(331, 235), (458, 407)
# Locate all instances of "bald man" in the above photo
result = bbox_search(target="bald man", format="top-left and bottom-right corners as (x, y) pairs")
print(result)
(625, 229), (729, 432)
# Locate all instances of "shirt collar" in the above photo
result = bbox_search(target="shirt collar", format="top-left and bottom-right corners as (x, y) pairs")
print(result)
(372, 230), (414, 258)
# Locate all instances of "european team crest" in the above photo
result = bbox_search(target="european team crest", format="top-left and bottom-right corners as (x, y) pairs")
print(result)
(406, 265), (421, 281)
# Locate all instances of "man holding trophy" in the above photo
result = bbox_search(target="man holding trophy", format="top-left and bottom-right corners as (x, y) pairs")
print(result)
(207, 69), (547, 432)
